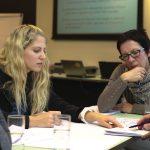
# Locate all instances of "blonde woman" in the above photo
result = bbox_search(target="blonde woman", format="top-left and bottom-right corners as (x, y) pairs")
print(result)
(0, 25), (121, 128)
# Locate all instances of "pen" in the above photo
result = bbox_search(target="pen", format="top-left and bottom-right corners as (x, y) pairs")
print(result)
(129, 119), (150, 128)
(129, 124), (140, 128)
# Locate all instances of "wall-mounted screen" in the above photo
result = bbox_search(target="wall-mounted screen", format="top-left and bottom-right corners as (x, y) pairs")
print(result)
(52, 0), (143, 40)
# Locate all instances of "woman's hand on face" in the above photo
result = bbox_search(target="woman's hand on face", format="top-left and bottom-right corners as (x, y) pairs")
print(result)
(121, 67), (146, 83)
(29, 111), (61, 128)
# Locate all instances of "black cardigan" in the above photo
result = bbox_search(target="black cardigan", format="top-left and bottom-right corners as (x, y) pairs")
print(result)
(0, 69), (83, 122)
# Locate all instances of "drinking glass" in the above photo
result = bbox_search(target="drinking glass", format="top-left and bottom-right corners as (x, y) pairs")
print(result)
(53, 114), (71, 150)
(7, 115), (25, 149)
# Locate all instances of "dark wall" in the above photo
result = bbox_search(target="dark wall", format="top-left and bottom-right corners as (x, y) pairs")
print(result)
(0, 0), (36, 24)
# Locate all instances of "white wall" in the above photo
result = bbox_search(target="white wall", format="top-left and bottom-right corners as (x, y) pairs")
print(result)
(36, 0), (150, 66)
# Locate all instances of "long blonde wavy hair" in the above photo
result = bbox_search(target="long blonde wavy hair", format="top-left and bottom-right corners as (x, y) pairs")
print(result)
(0, 25), (50, 114)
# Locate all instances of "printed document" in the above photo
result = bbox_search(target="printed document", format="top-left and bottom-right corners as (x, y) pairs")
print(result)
(105, 118), (149, 137)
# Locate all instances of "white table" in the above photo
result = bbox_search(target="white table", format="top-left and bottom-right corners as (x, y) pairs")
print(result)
(12, 122), (134, 150)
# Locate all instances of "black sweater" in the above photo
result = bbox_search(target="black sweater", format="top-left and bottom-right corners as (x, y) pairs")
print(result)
(0, 69), (83, 122)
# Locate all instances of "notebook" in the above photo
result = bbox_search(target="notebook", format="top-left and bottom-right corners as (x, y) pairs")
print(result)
(105, 127), (149, 137)
(61, 60), (95, 78)
(99, 61), (121, 79)
(105, 118), (149, 137)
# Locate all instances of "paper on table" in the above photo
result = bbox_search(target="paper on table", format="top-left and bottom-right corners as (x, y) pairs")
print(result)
(12, 122), (132, 150)
(9, 125), (24, 144)
(9, 125), (24, 134)
(21, 128), (54, 148)
(117, 117), (139, 128)
(105, 127), (149, 137)
(105, 117), (149, 137)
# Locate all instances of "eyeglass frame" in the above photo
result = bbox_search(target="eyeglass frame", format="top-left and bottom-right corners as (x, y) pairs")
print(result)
(119, 48), (144, 61)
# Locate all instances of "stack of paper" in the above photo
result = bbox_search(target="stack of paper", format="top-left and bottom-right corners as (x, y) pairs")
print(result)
(105, 117), (149, 137)
(105, 127), (149, 137)
(117, 117), (139, 128)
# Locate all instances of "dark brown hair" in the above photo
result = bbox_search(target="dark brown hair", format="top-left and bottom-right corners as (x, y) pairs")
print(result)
(117, 29), (150, 54)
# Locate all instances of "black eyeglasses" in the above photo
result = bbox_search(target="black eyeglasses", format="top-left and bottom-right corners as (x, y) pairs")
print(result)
(119, 48), (144, 61)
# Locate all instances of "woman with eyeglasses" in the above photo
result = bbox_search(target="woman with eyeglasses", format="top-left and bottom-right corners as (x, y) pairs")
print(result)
(98, 29), (150, 115)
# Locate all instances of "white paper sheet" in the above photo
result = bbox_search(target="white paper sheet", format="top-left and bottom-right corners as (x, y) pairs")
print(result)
(105, 127), (149, 137)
